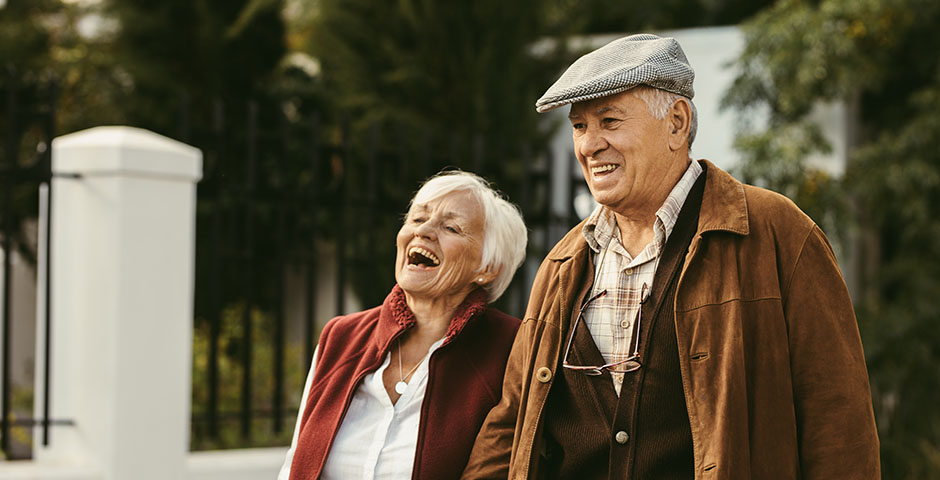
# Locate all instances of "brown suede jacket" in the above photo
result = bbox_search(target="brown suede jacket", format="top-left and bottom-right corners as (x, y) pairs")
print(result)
(462, 160), (879, 480)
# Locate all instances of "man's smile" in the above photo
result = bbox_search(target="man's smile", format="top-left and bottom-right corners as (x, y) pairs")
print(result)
(591, 164), (619, 176)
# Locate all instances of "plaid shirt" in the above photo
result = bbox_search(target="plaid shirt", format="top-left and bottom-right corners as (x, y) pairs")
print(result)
(581, 160), (702, 394)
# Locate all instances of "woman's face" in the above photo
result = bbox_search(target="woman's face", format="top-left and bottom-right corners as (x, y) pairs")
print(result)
(395, 190), (486, 303)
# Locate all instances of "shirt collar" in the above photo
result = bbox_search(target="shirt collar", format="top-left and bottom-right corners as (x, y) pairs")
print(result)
(655, 159), (703, 244)
(582, 205), (615, 253)
(552, 160), (749, 263)
(581, 159), (703, 253)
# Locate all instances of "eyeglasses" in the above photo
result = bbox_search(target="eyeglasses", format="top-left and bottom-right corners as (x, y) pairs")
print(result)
(561, 283), (649, 376)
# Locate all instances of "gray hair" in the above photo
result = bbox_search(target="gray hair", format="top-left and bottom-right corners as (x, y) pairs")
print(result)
(409, 171), (527, 303)
(631, 86), (698, 148)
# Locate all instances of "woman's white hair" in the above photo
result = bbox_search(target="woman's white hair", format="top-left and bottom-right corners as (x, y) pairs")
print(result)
(631, 86), (698, 148)
(409, 170), (527, 303)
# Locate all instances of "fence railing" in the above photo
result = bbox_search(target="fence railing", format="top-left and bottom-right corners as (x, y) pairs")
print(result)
(1, 67), (58, 460)
(0, 76), (583, 458)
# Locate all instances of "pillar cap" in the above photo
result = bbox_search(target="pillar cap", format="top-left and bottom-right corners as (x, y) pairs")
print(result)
(52, 126), (202, 181)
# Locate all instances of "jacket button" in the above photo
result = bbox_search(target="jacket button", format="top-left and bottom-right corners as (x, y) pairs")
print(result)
(615, 431), (629, 444)
(536, 367), (552, 383)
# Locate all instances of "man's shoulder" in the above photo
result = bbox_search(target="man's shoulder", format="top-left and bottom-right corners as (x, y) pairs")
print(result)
(701, 160), (816, 235)
(525, 220), (592, 303)
(740, 183), (817, 233)
(544, 217), (591, 262)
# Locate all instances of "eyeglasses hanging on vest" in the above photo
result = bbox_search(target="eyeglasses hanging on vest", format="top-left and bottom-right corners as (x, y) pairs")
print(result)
(562, 282), (650, 376)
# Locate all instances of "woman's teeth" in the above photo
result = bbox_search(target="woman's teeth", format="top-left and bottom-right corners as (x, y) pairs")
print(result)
(408, 246), (440, 266)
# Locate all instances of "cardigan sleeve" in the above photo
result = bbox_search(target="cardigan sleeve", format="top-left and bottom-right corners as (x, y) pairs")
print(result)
(278, 345), (319, 480)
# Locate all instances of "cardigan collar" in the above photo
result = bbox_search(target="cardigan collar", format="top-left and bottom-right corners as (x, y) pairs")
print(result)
(373, 284), (488, 353)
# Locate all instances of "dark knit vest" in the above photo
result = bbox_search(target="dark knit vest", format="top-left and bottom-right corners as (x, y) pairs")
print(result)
(541, 172), (705, 480)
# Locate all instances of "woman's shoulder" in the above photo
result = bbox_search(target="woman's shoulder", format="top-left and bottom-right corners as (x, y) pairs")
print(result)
(480, 307), (522, 336)
(319, 305), (384, 341)
(483, 307), (521, 323)
(452, 307), (520, 372)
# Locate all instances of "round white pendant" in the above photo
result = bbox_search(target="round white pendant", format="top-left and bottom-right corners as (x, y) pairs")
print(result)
(394, 381), (407, 395)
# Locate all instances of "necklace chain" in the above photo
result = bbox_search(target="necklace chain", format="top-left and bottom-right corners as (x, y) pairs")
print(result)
(397, 338), (425, 385)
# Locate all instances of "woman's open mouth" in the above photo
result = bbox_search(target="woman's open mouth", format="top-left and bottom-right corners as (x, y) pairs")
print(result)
(407, 246), (440, 269)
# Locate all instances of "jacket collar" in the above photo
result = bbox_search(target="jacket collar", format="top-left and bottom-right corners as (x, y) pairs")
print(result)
(696, 159), (749, 236)
(547, 159), (749, 263)
(373, 284), (488, 352)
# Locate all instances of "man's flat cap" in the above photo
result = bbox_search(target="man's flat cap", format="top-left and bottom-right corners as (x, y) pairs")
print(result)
(535, 33), (695, 113)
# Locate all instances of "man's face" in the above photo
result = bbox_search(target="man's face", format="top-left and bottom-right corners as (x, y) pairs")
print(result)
(568, 89), (676, 216)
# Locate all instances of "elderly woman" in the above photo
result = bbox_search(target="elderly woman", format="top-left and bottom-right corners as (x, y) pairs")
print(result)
(279, 171), (527, 480)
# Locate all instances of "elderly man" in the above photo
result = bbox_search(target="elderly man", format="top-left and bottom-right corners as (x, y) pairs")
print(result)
(462, 34), (879, 479)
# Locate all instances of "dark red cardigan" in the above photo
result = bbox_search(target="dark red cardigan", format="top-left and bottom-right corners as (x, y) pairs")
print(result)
(288, 285), (520, 480)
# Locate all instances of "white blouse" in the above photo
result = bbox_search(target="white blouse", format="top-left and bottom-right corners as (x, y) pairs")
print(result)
(278, 338), (445, 480)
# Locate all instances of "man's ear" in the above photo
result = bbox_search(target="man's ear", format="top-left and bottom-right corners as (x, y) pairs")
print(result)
(667, 98), (692, 152)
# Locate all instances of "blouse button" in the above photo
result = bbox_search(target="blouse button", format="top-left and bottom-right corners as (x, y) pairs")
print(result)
(615, 431), (630, 444)
(536, 367), (553, 383)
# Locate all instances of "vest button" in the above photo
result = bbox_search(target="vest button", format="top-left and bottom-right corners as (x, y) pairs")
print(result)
(615, 431), (630, 444)
(536, 367), (552, 383)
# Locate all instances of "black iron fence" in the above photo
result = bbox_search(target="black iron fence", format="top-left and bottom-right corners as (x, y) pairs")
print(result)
(0, 78), (582, 456)
(184, 96), (580, 450)
(0, 67), (58, 460)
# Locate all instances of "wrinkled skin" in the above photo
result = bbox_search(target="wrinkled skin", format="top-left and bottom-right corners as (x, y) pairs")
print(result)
(395, 190), (494, 311)
(568, 89), (688, 221)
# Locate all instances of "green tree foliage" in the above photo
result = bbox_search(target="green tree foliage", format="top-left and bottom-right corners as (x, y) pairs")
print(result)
(724, 0), (940, 476)
(106, 0), (287, 133)
(0, 0), (56, 71)
(304, 0), (559, 140)
(563, 0), (771, 33)
(1, 0), (60, 263)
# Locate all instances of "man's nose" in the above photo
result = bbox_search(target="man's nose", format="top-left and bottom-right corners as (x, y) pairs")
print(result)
(578, 127), (609, 159)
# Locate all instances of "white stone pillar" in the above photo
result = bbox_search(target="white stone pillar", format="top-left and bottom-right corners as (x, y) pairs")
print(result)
(34, 126), (202, 480)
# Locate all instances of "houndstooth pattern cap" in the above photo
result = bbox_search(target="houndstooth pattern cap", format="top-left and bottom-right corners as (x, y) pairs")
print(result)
(535, 33), (695, 113)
